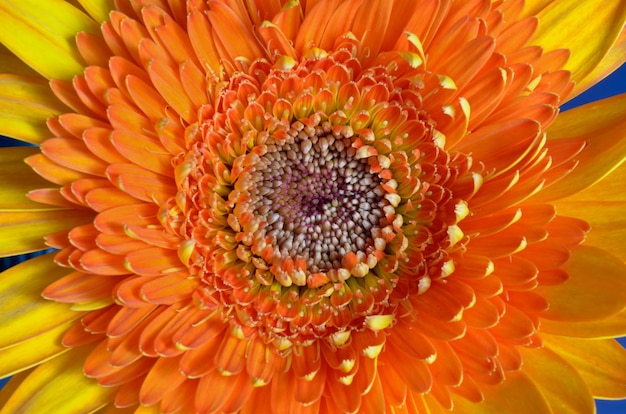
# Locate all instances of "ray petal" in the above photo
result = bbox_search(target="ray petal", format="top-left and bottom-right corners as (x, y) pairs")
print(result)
(542, 335), (626, 399)
(569, 28), (626, 97)
(0, 209), (94, 256)
(0, 147), (64, 212)
(76, 0), (116, 24)
(532, 0), (626, 85)
(519, 347), (594, 414)
(452, 371), (551, 413)
(536, 92), (626, 201)
(536, 245), (626, 322)
(541, 308), (626, 339)
(0, 0), (99, 80)
(0, 346), (114, 413)
(554, 161), (626, 261)
(0, 254), (81, 350)
(0, 321), (71, 379)
(0, 75), (68, 143)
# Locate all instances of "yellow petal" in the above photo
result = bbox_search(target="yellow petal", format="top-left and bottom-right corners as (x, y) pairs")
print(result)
(0, 209), (94, 256)
(0, 253), (81, 350)
(559, 158), (626, 203)
(535, 245), (626, 322)
(519, 347), (594, 414)
(536, 92), (626, 201)
(0, 346), (114, 413)
(541, 308), (626, 339)
(0, 0), (98, 80)
(0, 146), (62, 212)
(0, 75), (68, 144)
(532, 0), (626, 85)
(554, 161), (626, 260)
(0, 321), (71, 378)
(522, 0), (555, 17)
(542, 335), (626, 399)
(76, 0), (115, 23)
(0, 370), (31, 408)
(452, 371), (551, 413)
(0, 44), (39, 77)
(569, 28), (626, 98)
(555, 201), (626, 262)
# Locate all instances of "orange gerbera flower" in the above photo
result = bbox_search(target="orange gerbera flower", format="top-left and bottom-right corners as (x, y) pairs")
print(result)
(1, 0), (626, 412)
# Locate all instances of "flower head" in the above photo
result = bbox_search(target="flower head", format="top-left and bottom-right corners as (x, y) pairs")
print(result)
(1, 0), (626, 413)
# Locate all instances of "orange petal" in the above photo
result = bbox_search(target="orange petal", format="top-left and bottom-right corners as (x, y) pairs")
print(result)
(457, 119), (541, 179)
(79, 248), (129, 275)
(140, 273), (198, 304)
(139, 354), (187, 406)
(80, 127), (123, 164)
(43, 271), (124, 304)
(107, 163), (176, 205)
(26, 153), (91, 186)
(214, 332), (247, 376)
(161, 378), (199, 414)
(146, 57), (195, 123)
(40, 138), (108, 176)
(94, 203), (160, 235)
(125, 246), (184, 276)
(195, 368), (239, 414)
(187, 9), (221, 74)
(142, 6), (200, 67)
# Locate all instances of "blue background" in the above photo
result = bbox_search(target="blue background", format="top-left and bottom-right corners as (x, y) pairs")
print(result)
(0, 64), (625, 410)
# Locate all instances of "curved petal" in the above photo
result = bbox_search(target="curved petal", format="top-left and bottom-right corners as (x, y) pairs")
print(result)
(0, 254), (81, 350)
(555, 201), (626, 262)
(0, 346), (114, 413)
(554, 161), (626, 260)
(0, 75), (68, 144)
(0, 209), (94, 256)
(541, 308), (626, 339)
(452, 371), (551, 413)
(0, 0), (98, 80)
(543, 335), (626, 399)
(531, 0), (626, 86)
(0, 371), (31, 408)
(535, 92), (626, 201)
(535, 246), (626, 322)
(0, 44), (39, 77)
(76, 0), (116, 24)
(521, 0), (555, 17)
(0, 146), (63, 212)
(569, 28), (626, 98)
(519, 347), (595, 414)
(0, 321), (71, 378)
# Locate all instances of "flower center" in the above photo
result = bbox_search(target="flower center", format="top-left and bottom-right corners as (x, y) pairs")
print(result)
(163, 44), (475, 348)
(239, 122), (387, 279)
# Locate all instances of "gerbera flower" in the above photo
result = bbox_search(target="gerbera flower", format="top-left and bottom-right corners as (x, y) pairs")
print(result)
(1, 0), (626, 412)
